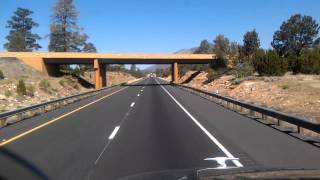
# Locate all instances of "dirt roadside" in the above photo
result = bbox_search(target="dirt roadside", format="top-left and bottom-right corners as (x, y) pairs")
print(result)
(0, 58), (137, 112)
(165, 71), (320, 123)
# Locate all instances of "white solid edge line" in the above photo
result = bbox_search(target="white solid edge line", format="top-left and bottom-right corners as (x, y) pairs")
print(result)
(108, 126), (120, 140)
(130, 102), (135, 107)
(154, 78), (243, 167)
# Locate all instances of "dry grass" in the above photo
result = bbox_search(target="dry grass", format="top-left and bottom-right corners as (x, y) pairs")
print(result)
(179, 72), (320, 124)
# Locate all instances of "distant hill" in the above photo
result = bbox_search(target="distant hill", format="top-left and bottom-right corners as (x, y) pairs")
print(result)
(174, 47), (198, 54)
(143, 47), (199, 72)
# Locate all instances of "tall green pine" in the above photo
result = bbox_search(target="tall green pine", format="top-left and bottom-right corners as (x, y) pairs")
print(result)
(4, 8), (41, 52)
(49, 0), (95, 52)
(243, 29), (260, 58)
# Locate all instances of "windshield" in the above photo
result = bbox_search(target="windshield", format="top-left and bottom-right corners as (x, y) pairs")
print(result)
(0, 0), (320, 180)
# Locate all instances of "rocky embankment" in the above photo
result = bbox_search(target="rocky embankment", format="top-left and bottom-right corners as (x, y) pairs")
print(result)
(0, 58), (137, 112)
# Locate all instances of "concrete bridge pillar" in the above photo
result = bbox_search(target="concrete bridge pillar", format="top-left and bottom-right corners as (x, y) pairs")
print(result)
(94, 59), (107, 89)
(100, 64), (107, 87)
(171, 62), (179, 83)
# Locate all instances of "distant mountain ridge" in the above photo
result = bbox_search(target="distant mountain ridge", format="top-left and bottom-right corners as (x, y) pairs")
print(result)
(143, 47), (198, 72)
(173, 47), (198, 54)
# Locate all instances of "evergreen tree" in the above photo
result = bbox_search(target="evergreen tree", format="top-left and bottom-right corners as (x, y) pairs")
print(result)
(272, 14), (319, 56)
(314, 37), (320, 48)
(83, 42), (97, 52)
(243, 29), (260, 58)
(4, 8), (41, 52)
(194, 40), (212, 54)
(49, 0), (90, 52)
(213, 35), (230, 58)
(213, 35), (230, 67)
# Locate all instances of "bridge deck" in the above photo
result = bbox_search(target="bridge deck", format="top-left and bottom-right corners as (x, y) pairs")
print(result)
(0, 52), (216, 64)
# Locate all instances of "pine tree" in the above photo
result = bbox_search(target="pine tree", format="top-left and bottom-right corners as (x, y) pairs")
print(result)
(213, 35), (231, 67)
(194, 40), (212, 54)
(49, 0), (90, 52)
(83, 42), (97, 52)
(4, 8), (41, 52)
(243, 29), (260, 58)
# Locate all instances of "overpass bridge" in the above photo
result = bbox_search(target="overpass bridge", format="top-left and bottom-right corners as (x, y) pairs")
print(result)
(0, 52), (217, 89)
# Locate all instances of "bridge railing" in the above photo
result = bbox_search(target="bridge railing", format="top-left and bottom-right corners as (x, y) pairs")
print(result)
(175, 83), (320, 139)
(0, 84), (120, 128)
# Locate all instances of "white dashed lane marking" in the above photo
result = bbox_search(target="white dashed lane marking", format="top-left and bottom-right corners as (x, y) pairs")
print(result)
(108, 126), (120, 140)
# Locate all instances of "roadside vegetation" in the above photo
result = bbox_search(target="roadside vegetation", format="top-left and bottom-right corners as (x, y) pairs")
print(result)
(16, 80), (27, 96)
(39, 79), (52, 93)
(107, 64), (144, 78)
(170, 14), (320, 83)
(156, 14), (320, 122)
(0, 69), (4, 79)
(59, 76), (79, 89)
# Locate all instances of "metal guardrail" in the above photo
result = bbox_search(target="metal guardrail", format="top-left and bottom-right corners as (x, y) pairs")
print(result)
(0, 84), (120, 128)
(175, 84), (320, 135)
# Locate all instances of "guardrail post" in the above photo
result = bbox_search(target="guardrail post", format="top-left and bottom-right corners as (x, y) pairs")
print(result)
(239, 106), (243, 112)
(297, 126), (303, 134)
(17, 113), (23, 121)
(277, 119), (281, 126)
(249, 110), (254, 116)
(0, 118), (7, 128)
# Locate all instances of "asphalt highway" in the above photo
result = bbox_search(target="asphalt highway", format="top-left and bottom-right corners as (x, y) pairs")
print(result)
(0, 77), (320, 180)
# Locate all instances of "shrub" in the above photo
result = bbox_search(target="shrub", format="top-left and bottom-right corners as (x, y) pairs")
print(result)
(253, 50), (287, 76)
(279, 84), (289, 90)
(0, 70), (4, 79)
(72, 84), (79, 90)
(4, 90), (12, 97)
(26, 84), (35, 96)
(59, 76), (79, 89)
(16, 80), (27, 96)
(286, 49), (320, 74)
(206, 69), (219, 83)
(39, 79), (51, 93)
(231, 62), (255, 78)
(178, 65), (188, 77)
(210, 57), (227, 70)
(286, 53), (299, 74)
(298, 49), (320, 74)
(59, 79), (66, 87)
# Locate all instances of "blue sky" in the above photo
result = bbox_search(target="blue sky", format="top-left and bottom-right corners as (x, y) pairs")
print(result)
(0, 0), (320, 69)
